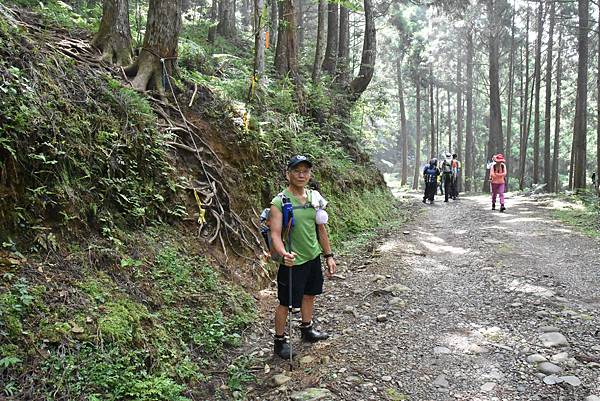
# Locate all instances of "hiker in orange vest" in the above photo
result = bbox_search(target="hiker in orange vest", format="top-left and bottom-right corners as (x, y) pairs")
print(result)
(489, 153), (507, 212)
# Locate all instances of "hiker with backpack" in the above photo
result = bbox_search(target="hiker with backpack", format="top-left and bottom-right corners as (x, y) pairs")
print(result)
(268, 155), (335, 360)
(489, 153), (507, 212)
(440, 152), (453, 202)
(450, 153), (461, 199)
(423, 158), (439, 204)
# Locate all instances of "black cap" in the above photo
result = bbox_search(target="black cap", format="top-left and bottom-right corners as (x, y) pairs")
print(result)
(287, 155), (312, 169)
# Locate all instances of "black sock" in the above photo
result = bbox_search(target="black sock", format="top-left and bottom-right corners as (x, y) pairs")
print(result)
(274, 334), (285, 340)
(301, 321), (312, 327)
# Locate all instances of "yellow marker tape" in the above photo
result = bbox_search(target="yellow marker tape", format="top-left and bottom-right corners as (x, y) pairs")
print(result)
(193, 189), (206, 224)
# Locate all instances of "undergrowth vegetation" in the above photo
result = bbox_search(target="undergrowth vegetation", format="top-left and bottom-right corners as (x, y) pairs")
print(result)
(0, 2), (395, 400)
(553, 190), (600, 238)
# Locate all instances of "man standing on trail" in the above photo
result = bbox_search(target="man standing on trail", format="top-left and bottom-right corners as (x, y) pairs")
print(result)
(440, 152), (453, 202)
(269, 155), (336, 359)
(450, 153), (461, 200)
(489, 153), (507, 212)
(423, 158), (439, 204)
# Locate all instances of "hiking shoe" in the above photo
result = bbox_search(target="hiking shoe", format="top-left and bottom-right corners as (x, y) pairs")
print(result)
(300, 322), (329, 342)
(422, 198), (426, 204)
(492, 204), (496, 210)
(274, 336), (296, 359)
(500, 205), (506, 212)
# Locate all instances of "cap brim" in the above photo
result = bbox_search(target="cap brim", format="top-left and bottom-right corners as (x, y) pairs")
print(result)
(288, 160), (313, 169)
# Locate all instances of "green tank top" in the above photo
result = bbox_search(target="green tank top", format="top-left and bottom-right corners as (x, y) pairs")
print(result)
(271, 189), (322, 265)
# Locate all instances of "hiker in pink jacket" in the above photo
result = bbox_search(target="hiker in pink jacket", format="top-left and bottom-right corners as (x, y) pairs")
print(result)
(490, 153), (507, 212)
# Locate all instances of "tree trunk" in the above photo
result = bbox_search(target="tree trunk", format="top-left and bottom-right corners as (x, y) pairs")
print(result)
(297, 0), (304, 51)
(241, 0), (251, 31)
(430, 68), (435, 159)
(484, 0), (503, 192)
(532, 0), (543, 184)
(447, 88), (452, 152)
(283, 0), (304, 109)
(506, 0), (515, 185)
(250, 0), (266, 97)
(519, 7), (531, 190)
(208, 0), (218, 43)
(217, 0), (236, 38)
(597, 4), (600, 192)
(270, 0), (278, 49)
(572, 0), (589, 190)
(396, 56), (408, 186)
(274, 1), (287, 76)
(311, 0), (327, 83)
(456, 53), (463, 193)
(552, 30), (562, 192)
(543, 0), (555, 187)
(93, 0), (132, 66)
(436, 85), (440, 155)
(125, 0), (182, 96)
(322, 2), (339, 75)
(336, 6), (350, 85)
(412, 75), (422, 190)
(465, 29), (474, 192)
(348, 0), (375, 101)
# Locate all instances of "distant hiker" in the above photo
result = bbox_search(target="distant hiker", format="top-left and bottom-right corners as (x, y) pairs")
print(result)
(423, 158), (439, 204)
(440, 152), (453, 202)
(450, 153), (461, 200)
(489, 153), (507, 212)
(269, 155), (336, 360)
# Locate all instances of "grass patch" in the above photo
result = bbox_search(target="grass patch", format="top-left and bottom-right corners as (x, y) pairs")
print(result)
(552, 191), (600, 238)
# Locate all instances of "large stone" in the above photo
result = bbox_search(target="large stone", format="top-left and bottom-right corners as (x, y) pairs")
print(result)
(584, 396), (600, 401)
(433, 346), (451, 355)
(433, 375), (449, 389)
(272, 374), (291, 386)
(538, 362), (562, 375)
(381, 284), (411, 295)
(527, 354), (548, 363)
(543, 375), (563, 385)
(559, 376), (581, 386)
(481, 382), (496, 392)
(299, 355), (315, 366)
(539, 332), (568, 347)
(290, 387), (334, 401)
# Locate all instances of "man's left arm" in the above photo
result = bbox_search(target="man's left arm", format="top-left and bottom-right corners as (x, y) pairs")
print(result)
(317, 224), (336, 278)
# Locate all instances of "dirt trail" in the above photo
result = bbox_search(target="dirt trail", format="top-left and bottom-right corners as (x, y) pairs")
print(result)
(247, 192), (600, 401)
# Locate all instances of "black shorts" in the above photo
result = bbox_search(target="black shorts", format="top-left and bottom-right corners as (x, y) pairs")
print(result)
(277, 256), (324, 308)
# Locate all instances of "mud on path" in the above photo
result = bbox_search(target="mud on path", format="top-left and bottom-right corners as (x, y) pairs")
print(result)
(245, 192), (600, 401)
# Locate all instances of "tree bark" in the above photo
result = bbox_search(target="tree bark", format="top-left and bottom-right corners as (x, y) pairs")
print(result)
(270, 0), (278, 49)
(250, 0), (266, 96)
(597, 4), (600, 192)
(572, 0), (589, 190)
(125, 0), (182, 96)
(348, 0), (375, 101)
(217, 0), (236, 38)
(506, 0), (515, 185)
(208, 0), (218, 43)
(283, 0), (304, 109)
(484, 0), (503, 192)
(312, 0), (327, 83)
(456, 53), (463, 193)
(552, 30), (562, 192)
(447, 88), (452, 152)
(336, 6), (350, 85)
(465, 29), (474, 192)
(532, 0), (543, 184)
(396, 56), (408, 186)
(322, 2), (339, 75)
(93, 0), (132, 66)
(274, 1), (288, 76)
(430, 68), (435, 159)
(543, 0), (555, 187)
(519, 7), (531, 190)
(412, 75), (422, 190)
(297, 0), (304, 51)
